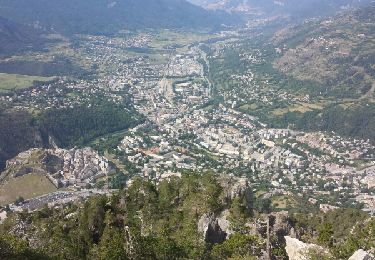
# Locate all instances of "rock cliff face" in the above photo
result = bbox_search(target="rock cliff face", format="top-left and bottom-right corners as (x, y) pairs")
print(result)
(218, 175), (253, 209)
(198, 210), (233, 244)
(285, 236), (374, 260)
(349, 249), (375, 260)
(0, 110), (49, 171)
(271, 211), (295, 239)
(198, 213), (227, 244)
(284, 236), (325, 260)
(197, 175), (253, 243)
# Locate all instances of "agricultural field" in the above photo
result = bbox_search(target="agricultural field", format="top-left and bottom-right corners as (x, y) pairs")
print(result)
(0, 73), (55, 93)
(149, 29), (213, 51)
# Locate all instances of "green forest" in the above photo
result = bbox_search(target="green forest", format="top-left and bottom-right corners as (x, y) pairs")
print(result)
(268, 103), (375, 143)
(0, 101), (142, 170)
(38, 101), (143, 148)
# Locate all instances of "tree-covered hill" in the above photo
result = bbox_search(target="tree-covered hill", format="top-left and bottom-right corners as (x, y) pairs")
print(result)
(0, 101), (143, 171)
(0, 0), (242, 35)
(266, 4), (375, 142)
(189, 0), (373, 18)
(0, 109), (46, 171)
(0, 16), (46, 57)
(0, 173), (374, 259)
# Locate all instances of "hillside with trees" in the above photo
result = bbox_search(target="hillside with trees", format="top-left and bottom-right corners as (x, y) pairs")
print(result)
(0, 17), (46, 58)
(0, 173), (374, 259)
(267, 5), (375, 142)
(0, 0), (241, 35)
(0, 101), (142, 171)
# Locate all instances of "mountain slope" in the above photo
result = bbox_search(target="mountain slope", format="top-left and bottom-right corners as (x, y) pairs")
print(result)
(0, 16), (45, 57)
(268, 4), (375, 142)
(0, 0), (241, 35)
(273, 4), (375, 98)
(189, 0), (373, 18)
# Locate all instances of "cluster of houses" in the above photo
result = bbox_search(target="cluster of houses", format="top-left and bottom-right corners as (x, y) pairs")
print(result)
(166, 53), (203, 77)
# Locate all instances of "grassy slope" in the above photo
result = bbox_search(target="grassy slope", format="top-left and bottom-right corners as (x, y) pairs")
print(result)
(0, 173), (57, 205)
(0, 73), (55, 93)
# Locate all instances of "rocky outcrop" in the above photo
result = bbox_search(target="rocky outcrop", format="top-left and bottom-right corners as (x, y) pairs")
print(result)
(218, 175), (253, 210)
(196, 176), (254, 244)
(205, 218), (227, 244)
(284, 236), (325, 260)
(217, 210), (232, 236)
(198, 213), (227, 244)
(349, 249), (374, 260)
(271, 211), (296, 239)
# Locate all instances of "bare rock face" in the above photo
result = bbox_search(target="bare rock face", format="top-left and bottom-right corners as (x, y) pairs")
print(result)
(217, 209), (232, 236)
(349, 249), (375, 260)
(272, 211), (295, 239)
(197, 176), (254, 244)
(284, 236), (324, 260)
(218, 175), (253, 209)
(198, 213), (227, 244)
(206, 218), (227, 244)
(218, 175), (250, 199)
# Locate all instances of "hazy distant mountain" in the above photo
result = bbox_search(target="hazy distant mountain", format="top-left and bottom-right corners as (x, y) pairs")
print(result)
(0, 17), (45, 57)
(189, 0), (373, 18)
(0, 0), (242, 35)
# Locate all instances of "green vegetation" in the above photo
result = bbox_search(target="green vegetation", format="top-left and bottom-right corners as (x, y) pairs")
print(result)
(291, 208), (371, 258)
(206, 5), (375, 144)
(0, 0), (240, 36)
(211, 233), (261, 259)
(0, 100), (142, 171)
(0, 109), (45, 170)
(273, 5), (375, 98)
(0, 16), (46, 58)
(0, 73), (55, 93)
(271, 103), (375, 142)
(0, 173), (57, 205)
(39, 101), (143, 148)
(317, 223), (334, 247)
(1, 174), (373, 260)
(149, 30), (213, 51)
(292, 209), (369, 242)
(0, 234), (47, 260)
(0, 58), (90, 78)
(306, 247), (335, 260)
(0, 173), (264, 259)
(333, 217), (375, 259)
